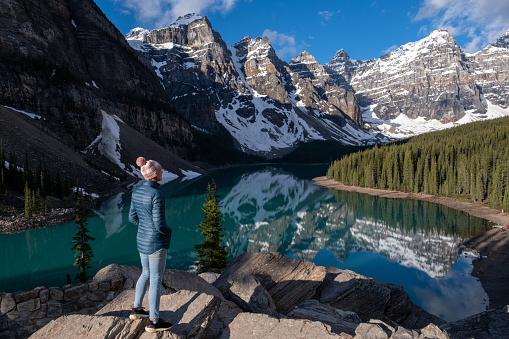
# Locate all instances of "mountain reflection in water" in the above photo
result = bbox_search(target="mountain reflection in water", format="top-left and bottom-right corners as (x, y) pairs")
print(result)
(0, 164), (490, 321)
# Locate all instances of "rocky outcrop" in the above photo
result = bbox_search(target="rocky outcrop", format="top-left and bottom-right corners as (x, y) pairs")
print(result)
(441, 305), (509, 339)
(315, 267), (445, 328)
(128, 14), (241, 133)
(214, 252), (327, 315)
(9, 255), (509, 338)
(220, 273), (278, 317)
(287, 300), (361, 336)
(214, 252), (444, 328)
(289, 51), (362, 125)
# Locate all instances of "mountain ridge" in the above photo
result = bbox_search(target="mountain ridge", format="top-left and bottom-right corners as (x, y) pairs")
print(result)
(127, 16), (509, 155)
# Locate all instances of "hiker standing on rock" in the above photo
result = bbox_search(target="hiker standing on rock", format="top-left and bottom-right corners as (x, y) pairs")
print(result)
(128, 157), (173, 333)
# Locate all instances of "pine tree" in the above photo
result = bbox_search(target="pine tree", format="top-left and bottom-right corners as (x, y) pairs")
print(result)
(24, 181), (32, 220)
(195, 180), (228, 274)
(71, 189), (95, 283)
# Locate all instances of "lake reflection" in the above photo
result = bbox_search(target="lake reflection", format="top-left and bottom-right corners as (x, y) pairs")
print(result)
(0, 164), (490, 321)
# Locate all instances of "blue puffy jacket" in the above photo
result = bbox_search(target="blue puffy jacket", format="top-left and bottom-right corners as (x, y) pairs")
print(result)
(129, 180), (172, 254)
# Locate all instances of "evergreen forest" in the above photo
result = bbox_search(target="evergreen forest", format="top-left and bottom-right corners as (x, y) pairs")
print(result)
(327, 116), (509, 211)
(0, 139), (72, 218)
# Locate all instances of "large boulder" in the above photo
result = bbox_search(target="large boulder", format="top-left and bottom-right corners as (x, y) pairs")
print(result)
(161, 269), (242, 339)
(31, 289), (221, 339)
(222, 273), (278, 317)
(97, 289), (220, 338)
(93, 264), (144, 294)
(315, 267), (446, 328)
(219, 313), (345, 339)
(354, 320), (449, 339)
(288, 300), (360, 336)
(29, 314), (146, 339)
(95, 267), (243, 339)
(214, 252), (327, 314)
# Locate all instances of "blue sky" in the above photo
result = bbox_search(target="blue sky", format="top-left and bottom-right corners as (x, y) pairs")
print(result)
(95, 0), (509, 64)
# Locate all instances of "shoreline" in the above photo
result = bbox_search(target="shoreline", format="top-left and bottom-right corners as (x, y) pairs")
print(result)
(313, 176), (509, 309)
(313, 176), (509, 226)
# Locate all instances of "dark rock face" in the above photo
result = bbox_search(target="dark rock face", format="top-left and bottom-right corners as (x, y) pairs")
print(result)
(441, 305), (509, 339)
(0, 0), (193, 157)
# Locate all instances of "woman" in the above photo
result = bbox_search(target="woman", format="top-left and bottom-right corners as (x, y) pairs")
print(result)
(128, 157), (172, 333)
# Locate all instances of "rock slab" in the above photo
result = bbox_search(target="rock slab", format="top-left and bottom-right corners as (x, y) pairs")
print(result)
(214, 252), (327, 314)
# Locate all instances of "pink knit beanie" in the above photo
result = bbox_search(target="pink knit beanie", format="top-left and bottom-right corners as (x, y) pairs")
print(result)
(136, 157), (162, 180)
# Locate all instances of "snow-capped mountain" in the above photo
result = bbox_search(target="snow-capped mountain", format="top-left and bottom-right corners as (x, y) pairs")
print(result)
(126, 14), (387, 157)
(327, 29), (509, 138)
(127, 15), (509, 154)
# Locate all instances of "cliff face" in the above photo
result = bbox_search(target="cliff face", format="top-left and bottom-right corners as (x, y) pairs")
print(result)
(0, 0), (193, 157)
(325, 29), (509, 141)
(127, 15), (379, 157)
(289, 51), (362, 125)
(467, 41), (509, 109)
(327, 30), (486, 123)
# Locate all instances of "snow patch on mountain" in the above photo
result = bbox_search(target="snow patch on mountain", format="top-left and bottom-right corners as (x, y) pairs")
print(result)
(86, 110), (124, 170)
(171, 13), (203, 27)
(215, 46), (324, 155)
(362, 99), (509, 138)
(3, 105), (42, 119)
(125, 27), (149, 40)
(86, 111), (196, 182)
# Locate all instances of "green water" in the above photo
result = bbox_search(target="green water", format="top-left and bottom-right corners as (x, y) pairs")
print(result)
(0, 164), (491, 321)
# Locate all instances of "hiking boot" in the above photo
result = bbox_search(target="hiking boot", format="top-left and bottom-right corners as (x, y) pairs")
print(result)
(129, 307), (149, 320)
(145, 318), (172, 332)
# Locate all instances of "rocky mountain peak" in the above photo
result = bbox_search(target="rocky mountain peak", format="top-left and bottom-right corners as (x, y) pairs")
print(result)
(289, 51), (327, 81)
(124, 27), (149, 40)
(290, 51), (317, 64)
(492, 29), (509, 49)
(325, 49), (364, 86)
(137, 14), (219, 48)
(329, 49), (350, 63)
(170, 13), (204, 27)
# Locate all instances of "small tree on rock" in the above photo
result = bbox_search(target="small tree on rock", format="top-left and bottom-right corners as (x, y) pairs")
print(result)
(71, 189), (95, 283)
(195, 180), (228, 273)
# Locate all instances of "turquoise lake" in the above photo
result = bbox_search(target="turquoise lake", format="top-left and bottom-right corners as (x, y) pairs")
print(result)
(0, 164), (491, 322)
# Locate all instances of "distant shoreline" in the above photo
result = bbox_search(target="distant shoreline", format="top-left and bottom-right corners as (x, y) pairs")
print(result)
(312, 176), (509, 226)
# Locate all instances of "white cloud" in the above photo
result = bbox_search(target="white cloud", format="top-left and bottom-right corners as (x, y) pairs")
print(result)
(263, 29), (296, 46)
(113, 0), (239, 29)
(414, 0), (509, 52)
(318, 10), (335, 20)
(382, 45), (398, 55)
(276, 46), (298, 60)
(262, 29), (298, 60)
